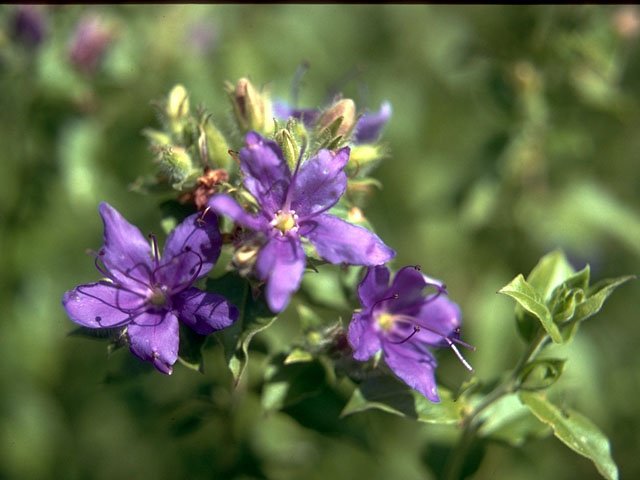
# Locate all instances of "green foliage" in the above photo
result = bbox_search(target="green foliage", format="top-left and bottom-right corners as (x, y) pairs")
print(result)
(520, 392), (619, 480)
(207, 273), (277, 383)
(341, 375), (464, 424)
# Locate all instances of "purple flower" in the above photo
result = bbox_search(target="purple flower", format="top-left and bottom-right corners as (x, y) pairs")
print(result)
(62, 203), (238, 374)
(68, 14), (114, 74)
(348, 265), (473, 402)
(207, 132), (395, 313)
(274, 101), (391, 143)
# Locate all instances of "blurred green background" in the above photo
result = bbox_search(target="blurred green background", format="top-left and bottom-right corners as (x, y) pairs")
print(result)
(1, 5), (639, 479)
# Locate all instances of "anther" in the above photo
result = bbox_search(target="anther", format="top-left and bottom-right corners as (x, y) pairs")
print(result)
(228, 150), (240, 164)
(371, 293), (399, 312)
(148, 233), (160, 266)
(414, 265), (421, 271)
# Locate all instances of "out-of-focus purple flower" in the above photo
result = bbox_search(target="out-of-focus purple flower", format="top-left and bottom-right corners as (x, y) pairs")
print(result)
(68, 14), (115, 74)
(11, 5), (47, 48)
(207, 132), (395, 313)
(62, 203), (238, 374)
(348, 265), (473, 402)
(352, 101), (392, 143)
(274, 100), (391, 144)
(186, 20), (218, 56)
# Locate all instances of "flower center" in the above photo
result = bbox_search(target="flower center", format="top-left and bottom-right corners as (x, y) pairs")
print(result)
(376, 312), (395, 331)
(149, 287), (168, 307)
(271, 210), (298, 235)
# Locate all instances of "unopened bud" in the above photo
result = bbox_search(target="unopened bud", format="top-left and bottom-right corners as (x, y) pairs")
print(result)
(347, 144), (387, 177)
(167, 84), (190, 121)
(159, 145), (194, 184)
(199, 116), (230, 169)
(318, 98), (356, 140)
(275, 128), (300, 171)
(142, 128), (172, 146)
(228, 78), (271, 133)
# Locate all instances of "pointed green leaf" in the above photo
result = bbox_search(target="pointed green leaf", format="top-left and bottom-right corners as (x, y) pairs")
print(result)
(520, 392), (618, 480)
(499, 274), (563, 343)
(526, 249), (575, 301)
(574, 275), (634, 324)
(207, 273), (277, 384)
(340, 375), (464, 424)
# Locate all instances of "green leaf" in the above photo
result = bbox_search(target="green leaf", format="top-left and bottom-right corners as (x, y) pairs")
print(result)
(526, 249), (575, 301)
(478, 394), (550, 447)
(574, 275), (634, 324)
(284, 348), (314, 364)
(340, 375), (464, 424)
(520, 392), (619, 480)
(499, 274), (563, 343)
(519, 358), (567, 391)
(207, 273), (277, 384)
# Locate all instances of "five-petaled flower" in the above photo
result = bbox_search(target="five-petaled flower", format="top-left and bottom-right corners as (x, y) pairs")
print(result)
(207, 132), (396, 313)
(348, 265), (473, 402)
(62, 202), (238, 374)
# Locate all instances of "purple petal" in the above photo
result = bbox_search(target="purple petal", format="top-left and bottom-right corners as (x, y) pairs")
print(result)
(273, 101), (320, 126)
(173, 287), (239, 335)
(239, 132), (290, 214)
(128, 311), (179, 374)
(207, 194), (269, 232)
(385, 266), (440, 314)
(353, 101), (392, 143)
(383, 340), (440, 402)
(412, 296), (462, 348)
(290, 147), (350, 218)
(158, 211), (222, 287)
(347, 312), (381, 361)
(357, 265), (391, 309)
(301, 213), (395, 266)
(98, 202), (153, 287)
(62, 281), (147, 328)
(255, 236), (306, 312)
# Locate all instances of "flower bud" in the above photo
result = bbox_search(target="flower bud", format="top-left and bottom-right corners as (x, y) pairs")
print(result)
(317, 98), (356, 140)
(228, 78), (271, 134)
(167, 84), (190, 121)
(199, 116), (230, 169)
(68, 13), (114, 75)
(158, 145), (194, 185)
(275, 128), (300, 171)
(346, 144), (388, 177)
(11, 5), (47, 48)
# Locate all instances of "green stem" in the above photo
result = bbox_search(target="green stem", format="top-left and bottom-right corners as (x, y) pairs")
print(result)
(441, 329), (549, 480)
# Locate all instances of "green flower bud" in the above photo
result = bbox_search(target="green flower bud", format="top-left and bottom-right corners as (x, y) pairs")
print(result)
(318, 98), (356, 140)
(166, 84), (190, 140)
(199, 116), (230, 169)
(346, 143), (388, 177)
(158, 145), (194, 184)
(167, 84), (190, 120)
(227, 78), (271, 134)
(275, 128), (300, 171)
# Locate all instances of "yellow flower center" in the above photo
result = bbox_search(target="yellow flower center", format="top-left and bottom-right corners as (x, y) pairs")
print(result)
(376, 312), (395, 331)
(272, 210), (297, 235)
(149, 288), (168, 307)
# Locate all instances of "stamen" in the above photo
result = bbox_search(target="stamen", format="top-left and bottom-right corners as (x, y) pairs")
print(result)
(448, 342), (474, 372)
(389, 326), (420, 344)
(371, 293), (399, 312)
(414, 265), (421, 271)
(148, 233), (160, 267)
(157, 248), (205, 295)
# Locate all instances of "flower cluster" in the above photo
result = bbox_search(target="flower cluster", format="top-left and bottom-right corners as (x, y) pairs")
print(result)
(62, 79), (472, 401)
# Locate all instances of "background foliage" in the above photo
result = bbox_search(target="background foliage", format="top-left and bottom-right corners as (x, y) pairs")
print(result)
(1, 5), (639, 479)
